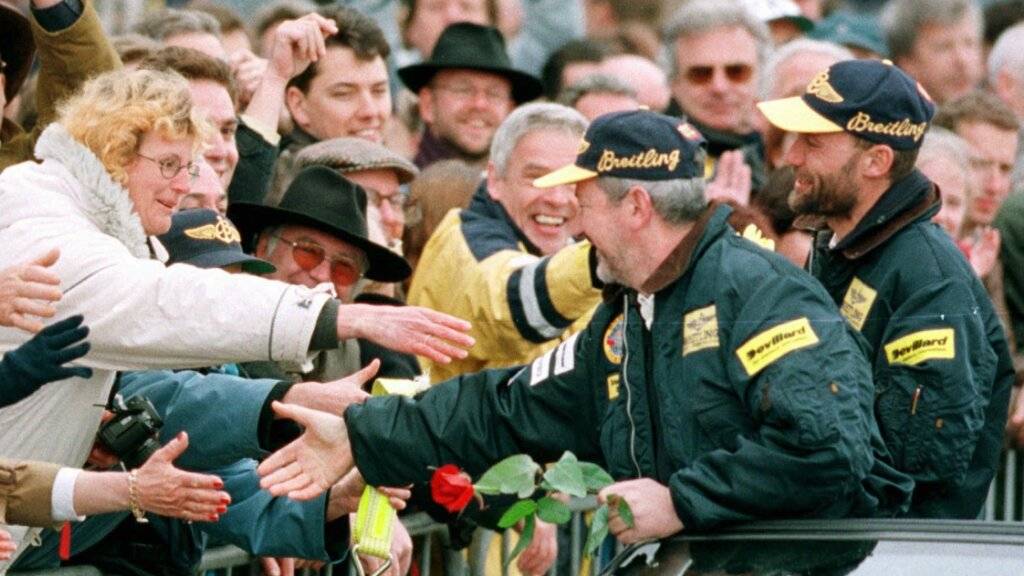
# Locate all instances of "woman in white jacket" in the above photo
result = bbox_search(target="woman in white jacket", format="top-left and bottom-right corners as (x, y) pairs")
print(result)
(0, 69), (472, 558)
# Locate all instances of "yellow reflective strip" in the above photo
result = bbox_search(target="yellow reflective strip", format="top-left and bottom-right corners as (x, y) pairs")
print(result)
(884, 328), (955, 366)
(353, 487), (395, 559)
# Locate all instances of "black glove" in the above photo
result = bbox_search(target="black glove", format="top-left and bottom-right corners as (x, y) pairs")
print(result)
(0, 315), (93, 408)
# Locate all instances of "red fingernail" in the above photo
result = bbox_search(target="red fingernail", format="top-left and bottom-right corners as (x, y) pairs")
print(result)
(220, 495), (231, 505)
(214, 480), (224, 489)
(209, 514), (219, 521)
(217, 505), (227, 513)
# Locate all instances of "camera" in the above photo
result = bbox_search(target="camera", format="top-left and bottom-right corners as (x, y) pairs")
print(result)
(97, 395), (164, 470)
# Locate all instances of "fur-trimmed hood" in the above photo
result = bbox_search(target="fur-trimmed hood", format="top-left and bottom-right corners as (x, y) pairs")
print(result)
(30, 123), (149, 258)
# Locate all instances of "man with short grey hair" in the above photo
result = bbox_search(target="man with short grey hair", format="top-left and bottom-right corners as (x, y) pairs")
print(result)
(408, 102), (601, 384)
(134, 8), (226, 59)
(557, 74), (639, 120)
(664, 0), (770, 191)
(881, 0), (983, 104)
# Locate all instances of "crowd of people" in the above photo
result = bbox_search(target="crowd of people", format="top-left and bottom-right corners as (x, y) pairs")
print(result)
(1, 0), (1023, 574)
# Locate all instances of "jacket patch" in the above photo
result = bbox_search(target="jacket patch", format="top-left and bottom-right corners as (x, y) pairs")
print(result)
(884, 328), (955, 366)
(606, 373), (620, 400)
(736, 317), (820, 376)
(603, 315), (624, 364)
(683, 304), (719, 356)
(840, 277), (877, 331)
(554, 332), (580, 376)
(529, 333), (580, 386)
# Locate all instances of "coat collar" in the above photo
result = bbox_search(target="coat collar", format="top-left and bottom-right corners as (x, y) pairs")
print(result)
(34, 124), (150, 259)
(796, 169), (938, 261)
(639, 204), (732, 294)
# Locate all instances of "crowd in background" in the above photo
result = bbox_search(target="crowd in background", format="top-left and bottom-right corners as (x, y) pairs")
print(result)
(1, 0), (1024, 574)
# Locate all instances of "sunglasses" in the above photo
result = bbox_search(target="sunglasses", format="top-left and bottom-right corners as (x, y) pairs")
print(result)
(270, 234), (366, 288)
(684, 64), (754, 85)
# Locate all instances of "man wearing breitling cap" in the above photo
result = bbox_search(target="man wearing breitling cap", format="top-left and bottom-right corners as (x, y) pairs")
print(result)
(759, 59), (1014, 519)
(255, 109), (912, 544)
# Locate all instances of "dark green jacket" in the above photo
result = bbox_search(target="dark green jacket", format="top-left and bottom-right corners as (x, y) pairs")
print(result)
(347, 204), (911, 531)
(808, 169), (1014, 519)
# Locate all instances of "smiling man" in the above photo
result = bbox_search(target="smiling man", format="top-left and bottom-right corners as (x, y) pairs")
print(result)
(399, 22), (543, 170)
(255, 109), (912, 544)
(285, 6), (391, 146)
(407, 102), (601, 383)
(759, 59), (1014, 519)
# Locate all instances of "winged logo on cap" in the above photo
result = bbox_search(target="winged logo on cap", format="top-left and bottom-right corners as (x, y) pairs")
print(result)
(185, 217), (242, 244)
(677, 122), (702, 141)
(577, 139), (590, 155)
(806, 71), (844, 104)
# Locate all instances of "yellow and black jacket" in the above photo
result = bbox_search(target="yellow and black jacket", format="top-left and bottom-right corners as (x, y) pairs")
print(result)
(408, 184), (601, 382)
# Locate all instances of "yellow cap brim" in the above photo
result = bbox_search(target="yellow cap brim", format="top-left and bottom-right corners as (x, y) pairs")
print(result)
(533, 164), (599, 188)
(757, 96), (844, 133)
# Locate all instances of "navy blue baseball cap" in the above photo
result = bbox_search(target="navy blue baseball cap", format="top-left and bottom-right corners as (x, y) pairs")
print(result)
(533, 110), (707, 188)
(158, 209), (276, 275)
(757, 59), (935, 150)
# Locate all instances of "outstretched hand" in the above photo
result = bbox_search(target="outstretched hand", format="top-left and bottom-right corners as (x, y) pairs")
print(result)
(284, 360), (376, 416)
(258, 402), (352, 500)
(135, 432), (231, 522)
(0, 315), (92, 408)
(336, 304), (474, 364)
(0, 248), (63, 334)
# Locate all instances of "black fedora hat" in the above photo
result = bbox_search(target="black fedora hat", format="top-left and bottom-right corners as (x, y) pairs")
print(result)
(398, 22), (542, 104)
(0, 2), (35, 101)
(228, 166), (412, 282)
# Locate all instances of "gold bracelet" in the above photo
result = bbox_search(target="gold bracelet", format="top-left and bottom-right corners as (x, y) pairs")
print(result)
(128, 470), (148, 523)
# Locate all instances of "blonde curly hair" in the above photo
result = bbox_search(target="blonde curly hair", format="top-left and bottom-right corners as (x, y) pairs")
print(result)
(58, 69), (212, 186)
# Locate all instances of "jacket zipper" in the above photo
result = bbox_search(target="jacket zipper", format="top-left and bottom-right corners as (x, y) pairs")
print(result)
(621, 294), (643, 478)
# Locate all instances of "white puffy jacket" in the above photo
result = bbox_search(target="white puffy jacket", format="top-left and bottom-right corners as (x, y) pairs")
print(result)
(0, 123), (331, 493)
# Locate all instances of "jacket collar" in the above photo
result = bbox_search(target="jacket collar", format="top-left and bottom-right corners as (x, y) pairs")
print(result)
(463, 181), (544, 255)
(640, 204), (731, 294)
(832, 169), (937, 260)
(34, 124), (150, 259)
(282, 125), (318, 153)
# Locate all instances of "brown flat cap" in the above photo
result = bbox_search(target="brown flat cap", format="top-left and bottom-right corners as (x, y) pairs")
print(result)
(295, 137), (419, 184)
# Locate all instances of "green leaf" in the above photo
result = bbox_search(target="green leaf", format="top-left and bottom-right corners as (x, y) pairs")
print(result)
(497, 499), (537, 529)
(542, 452), (587, 497)
(474, 454), (541, 498)
(617, 497), (635, 529)
(505, 513), (535, 568)
(579, 461), (615, 492)
(585, 504), (610, 556)
(536, 496), (572, 524)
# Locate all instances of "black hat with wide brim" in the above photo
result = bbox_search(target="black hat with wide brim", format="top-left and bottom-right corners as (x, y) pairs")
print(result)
(228, 166), (412, 282)
(0, 2), (35, 102)
(398, 22), (542, 104)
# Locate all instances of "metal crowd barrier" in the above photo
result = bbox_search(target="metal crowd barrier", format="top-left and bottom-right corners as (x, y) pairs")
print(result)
(14, 450), (1023, 576)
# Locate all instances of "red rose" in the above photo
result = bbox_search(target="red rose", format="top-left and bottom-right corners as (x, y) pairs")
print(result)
(430, 464), (474, 513)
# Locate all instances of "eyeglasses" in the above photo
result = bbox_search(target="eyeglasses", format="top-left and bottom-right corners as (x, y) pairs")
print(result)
(683, 64), (754, 85)
(136, 153), (200, 180)
(432, 82), (512, 105)
(270, 233), (366, 287)
(365, 187), (407, 212)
